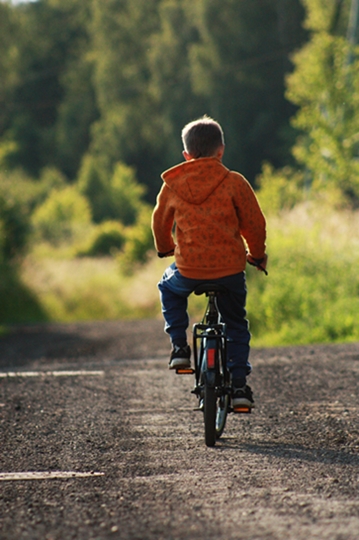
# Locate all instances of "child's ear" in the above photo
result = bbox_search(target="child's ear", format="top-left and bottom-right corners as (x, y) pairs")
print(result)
(182, 150), (193, 161)
(216, 144), (225, 160)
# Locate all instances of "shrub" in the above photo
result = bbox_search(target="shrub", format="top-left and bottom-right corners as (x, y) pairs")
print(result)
(0, 193), (30, 261)
(246, 204), (359, 346)
(0, 262), (48, 324)
(31, 186), (92, 245)
(110, 162), (147, 226)
(0, 169), (42, 262)
(119, 206), (155, 273)
(78, 220), (126, 257)
(256, 162), (306, 215)
(78, 155), (146, 224)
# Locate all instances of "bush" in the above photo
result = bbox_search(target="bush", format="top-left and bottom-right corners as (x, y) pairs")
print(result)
(256, 163), (306, 215)
(0, 262), (48, 324)
(119, 206), (155, 273)
(0, 193), (30, 262)
(78, 220), (126, 257)
(110, 162), (147, 225)
(246, 204), (359, 346)
(78, 155), (146, 224)
(31, 186), (92, 245)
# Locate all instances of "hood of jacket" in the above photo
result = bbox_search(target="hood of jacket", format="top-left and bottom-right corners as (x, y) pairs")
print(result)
(161, 157), (230, 205)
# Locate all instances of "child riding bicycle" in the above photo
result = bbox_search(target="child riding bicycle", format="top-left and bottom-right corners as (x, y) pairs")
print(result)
(151, 115), (267, 409)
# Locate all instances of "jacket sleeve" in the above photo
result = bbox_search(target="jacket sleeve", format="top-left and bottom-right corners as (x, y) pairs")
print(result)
(234, 175), (266, 259)
(151, 184), (176, 254)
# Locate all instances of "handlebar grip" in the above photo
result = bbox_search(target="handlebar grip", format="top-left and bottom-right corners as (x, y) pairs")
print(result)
(248, 260), (268, 275)
(157, 250), (174, 258)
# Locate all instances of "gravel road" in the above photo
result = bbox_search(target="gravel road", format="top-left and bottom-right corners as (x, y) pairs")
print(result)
(1, 319), (359, 540)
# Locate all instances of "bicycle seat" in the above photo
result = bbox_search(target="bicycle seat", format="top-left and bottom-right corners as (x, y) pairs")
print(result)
(194, 283), (228, 296)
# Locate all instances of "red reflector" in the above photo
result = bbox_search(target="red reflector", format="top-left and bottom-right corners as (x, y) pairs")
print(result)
(176, 368), (195, 375)
(233, 406), (251, 414)
(207, 348), (215, 369)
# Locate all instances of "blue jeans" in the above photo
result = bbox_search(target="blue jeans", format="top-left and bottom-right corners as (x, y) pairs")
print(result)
(158, 263), (251, 385)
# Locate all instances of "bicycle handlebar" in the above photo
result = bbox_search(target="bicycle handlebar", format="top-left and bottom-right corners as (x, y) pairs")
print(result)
(247, 259), (268, 276)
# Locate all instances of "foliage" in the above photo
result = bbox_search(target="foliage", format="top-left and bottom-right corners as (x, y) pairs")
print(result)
(77, 220), (126, 257)
(110, 162), (147, 225)
(0, 0), (307, 197)
(0, 194), (30, 262)
(286, 0), (359, 206)
(0, 169), (36, 262)
(256, 162), (306, 214)
(20, 255), (164, 322)
(78, 156), (146, 225)
(118, 206), (155, 273)
(246, 205), (359, 346)
(185, 0), (307, 180)
(0, 262), (48, 324)
(31, 185), (92, 245)
(0, 0), (94, 178)
(15, 204), (359, 347)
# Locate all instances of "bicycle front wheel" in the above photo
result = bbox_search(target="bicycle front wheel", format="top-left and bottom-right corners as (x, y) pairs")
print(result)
(203, 378), (216, 447)
(215, 393), (229, 439)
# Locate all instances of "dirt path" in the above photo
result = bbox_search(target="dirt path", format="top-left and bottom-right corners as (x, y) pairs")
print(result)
(0, 320), (359, 539)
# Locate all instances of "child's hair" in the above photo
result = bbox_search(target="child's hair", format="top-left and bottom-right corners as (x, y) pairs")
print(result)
(181, 115), (224, 158)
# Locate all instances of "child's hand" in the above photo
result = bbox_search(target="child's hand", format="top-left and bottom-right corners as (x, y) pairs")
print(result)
(157, 249), (175, 258)
(247, 253), (268, 274)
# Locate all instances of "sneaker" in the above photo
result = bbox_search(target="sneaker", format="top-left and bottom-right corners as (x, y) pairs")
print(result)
(232, 384), (255, 408)
(169, 345), (191, 370)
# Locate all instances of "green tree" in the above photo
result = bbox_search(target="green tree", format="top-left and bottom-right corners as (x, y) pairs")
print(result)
(0, 0), (308, 202)
(185, 0), (307, 182)
(87, 0), (164, 200)
(0, 0), (95, 179)
(87, 0), (307, 197)
(286, 0), (359, 205)
(146, 0), (207, 164)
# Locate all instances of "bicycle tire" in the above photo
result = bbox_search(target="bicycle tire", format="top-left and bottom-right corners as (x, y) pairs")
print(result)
(203, 377), (216, 447)
(215, 345), (229, 438)
(215, 393), (229, 439)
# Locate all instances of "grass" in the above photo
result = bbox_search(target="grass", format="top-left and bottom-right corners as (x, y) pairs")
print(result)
(246, 203), (359, 346)
(20, 253), (166, 322)
(4, 202), (359, 348)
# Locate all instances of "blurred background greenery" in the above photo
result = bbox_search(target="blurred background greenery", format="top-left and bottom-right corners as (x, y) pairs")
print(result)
(1, 0), (359, 346)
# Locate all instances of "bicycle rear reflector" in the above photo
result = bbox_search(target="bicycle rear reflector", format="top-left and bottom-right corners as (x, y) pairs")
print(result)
(233, 406), (251, 414)
(207, 349), (215, 369)
(176, 368), (195, 375)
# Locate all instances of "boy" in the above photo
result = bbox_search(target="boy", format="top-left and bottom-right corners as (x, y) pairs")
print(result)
(151, 115), (267, 408)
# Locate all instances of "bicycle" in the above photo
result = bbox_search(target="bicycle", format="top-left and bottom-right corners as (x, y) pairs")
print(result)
(175, 259), (267, 447)
(175, 283), (250, 447)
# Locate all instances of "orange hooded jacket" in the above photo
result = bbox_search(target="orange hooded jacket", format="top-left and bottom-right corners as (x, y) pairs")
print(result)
(151, 157), (266, 279)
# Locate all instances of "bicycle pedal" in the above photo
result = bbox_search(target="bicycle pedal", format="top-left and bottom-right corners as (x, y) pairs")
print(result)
(233, 405), (252, 414)
(175, 368), (195, 375)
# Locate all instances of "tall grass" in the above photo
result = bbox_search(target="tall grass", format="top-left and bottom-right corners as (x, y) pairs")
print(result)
(246, 203), (359, 346)
(20, 253), (167, 322)
(15, 203), (359, 347)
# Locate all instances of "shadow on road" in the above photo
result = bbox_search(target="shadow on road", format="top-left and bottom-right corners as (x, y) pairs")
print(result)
(0, 324), (111, 370)
(215, 439), (359, 466)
